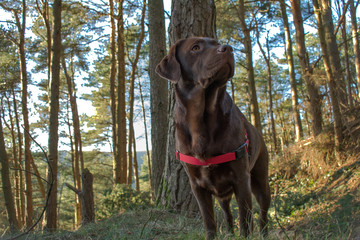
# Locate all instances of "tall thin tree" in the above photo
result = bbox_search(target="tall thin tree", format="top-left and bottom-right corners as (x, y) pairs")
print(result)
(338, 0), (354, 107)
(127, 0), (146, 186)
(349, 0), (360, 100)
(15, 0), (34, 228)
(138, 81), (152, 191)
(4, 92), (22, 227)
(313, 0), (343, 147)
(254, 21), (277, 152)
(45, 0), (62, 231)
(319, 0), (348, 111)
(280, 0), (303, 142)
(290, 0), (323, 136)
(148, 0), (168, 196)
(236, 0), (262, 132)
(62, 56), (82, 227)
(109, 0), (117, 182)
(0, 111), (20, 232)
(115, 0), (127, 184)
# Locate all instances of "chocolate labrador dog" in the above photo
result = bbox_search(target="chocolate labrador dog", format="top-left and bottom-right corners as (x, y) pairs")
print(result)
(156, 37), (270, 239)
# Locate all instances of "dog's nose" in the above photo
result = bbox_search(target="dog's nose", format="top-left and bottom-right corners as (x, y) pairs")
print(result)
(218, 44), (233, 53)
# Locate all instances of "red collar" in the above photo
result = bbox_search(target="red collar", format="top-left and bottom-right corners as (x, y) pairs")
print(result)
(176, 151), (238, 166)
(176, 129), (249, 166)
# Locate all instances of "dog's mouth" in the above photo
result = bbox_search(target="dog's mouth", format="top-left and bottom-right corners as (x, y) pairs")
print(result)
(199, 57), (234, 88)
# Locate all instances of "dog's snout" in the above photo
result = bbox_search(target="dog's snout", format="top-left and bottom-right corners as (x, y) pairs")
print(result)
(218, 44), (233, 53)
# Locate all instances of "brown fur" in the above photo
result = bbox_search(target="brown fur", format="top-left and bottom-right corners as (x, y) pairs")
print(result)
(156, 37), (271, 239)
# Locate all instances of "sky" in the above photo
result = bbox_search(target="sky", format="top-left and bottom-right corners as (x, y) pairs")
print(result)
(0, 1), (172, 153)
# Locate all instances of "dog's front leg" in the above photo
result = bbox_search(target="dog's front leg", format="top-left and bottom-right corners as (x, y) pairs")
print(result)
(191, 184), (216, 240)
(233, 171), (253, 237)
(218, 196), (234, 233)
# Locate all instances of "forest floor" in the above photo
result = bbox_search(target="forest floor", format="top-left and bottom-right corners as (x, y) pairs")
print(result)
(6, 132), (360, 240)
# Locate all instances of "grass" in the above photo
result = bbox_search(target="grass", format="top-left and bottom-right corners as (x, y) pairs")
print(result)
(13, 209), (204, 240)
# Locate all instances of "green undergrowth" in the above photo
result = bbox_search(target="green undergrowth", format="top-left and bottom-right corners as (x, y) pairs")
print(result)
(269, 132), (360, 239)
(12, 209), (204, 240)
(5, 133), (360, 240)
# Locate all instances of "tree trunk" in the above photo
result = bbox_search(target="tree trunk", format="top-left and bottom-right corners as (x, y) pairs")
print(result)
(313, 0), (343, 147)
(13, 0), (34, 228)
(5, 93), (22, 227)
(237, 0), (262, 132)
(127, 0), (146, 187)
(109, 0), (117, 182)
(290, 0), (323, 136)
(31, 156), (46, 200)
(340, 0), (354, 107)
(45, 0), (62, 231)
(132, 130), (140, 191)
(35, 0), (52, 91)
(79, 169), (94, 225)
(138, 81), (152, 192)
(0, 112), (20, 232)
(158, 0), (217, 215)
(148, 0), (168, 197)
(115, 0), (127, 185)
(280, 0), (303, 142)
(319, 0), (348, 111)
(12, 90), (25, 226)
(66, 106), (81, 227)
(62, 56), (82, 227)
(349, 0), (360, 100)
(66, 168), (94, 225)
(254, 21), (277, 153)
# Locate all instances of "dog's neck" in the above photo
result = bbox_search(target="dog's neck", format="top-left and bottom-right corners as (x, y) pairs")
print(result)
(174, 81), (232, 160)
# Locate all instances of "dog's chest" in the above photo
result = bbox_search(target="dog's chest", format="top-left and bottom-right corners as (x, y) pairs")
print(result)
(193, 165), (235, 198)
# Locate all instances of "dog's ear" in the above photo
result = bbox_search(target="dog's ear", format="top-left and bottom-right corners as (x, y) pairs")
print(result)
(155, 43), (181, 83)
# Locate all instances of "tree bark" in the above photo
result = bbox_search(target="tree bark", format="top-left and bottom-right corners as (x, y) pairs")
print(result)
(340, 0), (354, 107)
(237, 0), (262, 132)
(35, 0), (52, 90)
(5, 93), (22, 227)
(13, 0), (34, 228)
(0, 112), (20, 232)
(62, 56), (82, 227)
(290, 0), (323, 136)
(319, 0), (348, 111)
(66, 168), (94, 225)
(132, 130), (140, 191)
(127, 0), (146, 186)
(109, 0), (117, 182)
(254, 21), (277, 153)
(349, 0), (360, 100)
(45, 0), (62, 231)
(138, 81), (152, 192)
(115, 0), (127, 185)
(148, 0), (168, 197)
(313, 0), (343, 147)
(158, 0), (217, 215)
(65, 105), (81, 227)
(12, 90), (25, 226)
(280, 0), (303, 142)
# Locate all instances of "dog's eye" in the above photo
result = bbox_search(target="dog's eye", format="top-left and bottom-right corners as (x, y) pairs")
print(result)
(191, 45), (200, 51)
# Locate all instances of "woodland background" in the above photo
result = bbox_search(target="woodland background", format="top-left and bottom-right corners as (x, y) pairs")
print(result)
(0, 0), (359, 239)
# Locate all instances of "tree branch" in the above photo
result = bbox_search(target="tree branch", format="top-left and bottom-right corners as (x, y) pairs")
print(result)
(65, 183), (81, 195)
(334, 0), (351, 36)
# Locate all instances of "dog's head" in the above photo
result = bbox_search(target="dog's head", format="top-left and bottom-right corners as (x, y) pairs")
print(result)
(156, 37), (234, 89)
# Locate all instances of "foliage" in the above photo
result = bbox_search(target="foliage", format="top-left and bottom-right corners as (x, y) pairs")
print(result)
(269, 130), (360, 239)
(96, 184), (151, 220)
